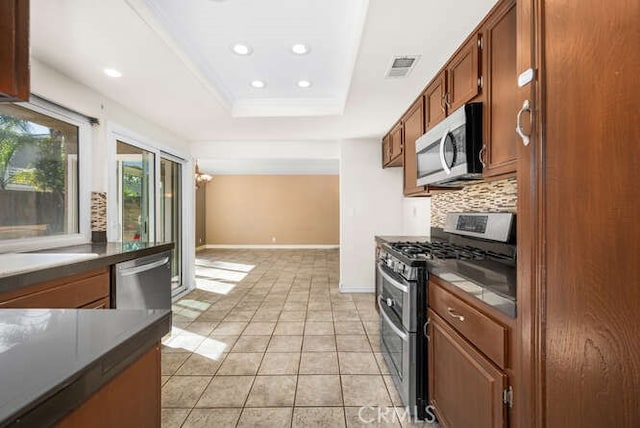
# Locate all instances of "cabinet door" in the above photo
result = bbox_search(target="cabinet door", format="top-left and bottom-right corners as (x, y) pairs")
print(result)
(382, 134), (391, 166)
(387, 123), (404, 167)
(428, 310), (507, 428)
(446, 35), (481, 112)
(424, 72), (447, 130)
(402, 98), (427, 195)
(0, 0), (29, 101)
(482, 0), (518, 177)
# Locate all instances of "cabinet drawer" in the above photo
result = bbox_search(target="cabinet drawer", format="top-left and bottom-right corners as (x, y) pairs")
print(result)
(429, 279), (507, 368)
(0, 268), (110, 308)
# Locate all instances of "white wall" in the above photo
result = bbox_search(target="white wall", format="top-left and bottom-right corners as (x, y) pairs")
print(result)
(403, 197), (431, 235)
(31, 58), (190, 192)
(339, 138), (404, 292)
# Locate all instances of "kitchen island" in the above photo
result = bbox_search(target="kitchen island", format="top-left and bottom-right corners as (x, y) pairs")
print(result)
(0, 308), (171, 427)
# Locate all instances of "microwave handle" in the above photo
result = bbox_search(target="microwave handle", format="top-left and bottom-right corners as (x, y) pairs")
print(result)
(439, 129), (452, 174)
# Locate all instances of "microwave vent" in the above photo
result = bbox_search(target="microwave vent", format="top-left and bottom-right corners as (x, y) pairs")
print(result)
(386, 55), (420, 78)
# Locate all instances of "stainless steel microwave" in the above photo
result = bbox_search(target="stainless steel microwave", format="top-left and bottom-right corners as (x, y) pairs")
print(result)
(416, 102), (484, 187)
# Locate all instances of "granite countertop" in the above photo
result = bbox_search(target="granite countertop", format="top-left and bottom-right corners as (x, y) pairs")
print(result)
(0, 308), (171, 427)
(0, 242), (174, 295)
(427, 259), (516, 317)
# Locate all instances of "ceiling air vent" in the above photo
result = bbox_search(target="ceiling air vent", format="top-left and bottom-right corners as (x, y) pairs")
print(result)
(386, 55), (420, 78)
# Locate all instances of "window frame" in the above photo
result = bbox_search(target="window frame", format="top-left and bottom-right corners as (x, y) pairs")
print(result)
(0, 98), (92, 253)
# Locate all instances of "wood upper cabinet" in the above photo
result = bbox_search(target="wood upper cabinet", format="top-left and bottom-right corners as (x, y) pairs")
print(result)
(402, 97), (427, 195)
(428, 310), (507, 428)
(424, 72), (447, 131)
(382, 134), (391, 166)
(446, 35), (481, 113)
(386, 122), (404, 167)
(482, 0), (518, 178)
(0, 0), (29, 102)
(0, 268), (111, 309)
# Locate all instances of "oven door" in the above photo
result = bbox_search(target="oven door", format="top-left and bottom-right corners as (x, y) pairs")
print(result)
(378, 295), (416, 411)
(377, 263), (416, 332)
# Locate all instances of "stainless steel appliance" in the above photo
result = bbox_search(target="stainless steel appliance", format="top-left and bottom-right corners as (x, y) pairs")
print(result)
(113, 251), (172, 309)
(416, 103), (484, 187)
(377, 212), (516, 420)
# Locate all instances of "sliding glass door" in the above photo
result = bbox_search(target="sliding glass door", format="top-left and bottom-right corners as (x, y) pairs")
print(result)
(116, 141), (155, 243)
(160, 156), (183, 292)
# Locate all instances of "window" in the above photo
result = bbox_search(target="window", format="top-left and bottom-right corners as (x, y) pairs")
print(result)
(0, 103), (80, 242)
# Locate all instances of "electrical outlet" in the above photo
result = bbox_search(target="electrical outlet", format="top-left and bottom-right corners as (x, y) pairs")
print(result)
(271, 236), (277, 243)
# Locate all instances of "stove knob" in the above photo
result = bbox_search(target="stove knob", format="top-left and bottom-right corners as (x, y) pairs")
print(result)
(386, 298), (394, 307)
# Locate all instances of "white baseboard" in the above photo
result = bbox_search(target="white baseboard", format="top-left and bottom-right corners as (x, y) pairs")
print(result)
(201, 244), (340, 249)
(195, 245), (207, 251)
(339, 283), (375, 293)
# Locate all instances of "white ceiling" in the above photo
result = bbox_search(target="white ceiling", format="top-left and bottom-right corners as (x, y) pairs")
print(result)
(30, 0), (498, 172)
(132, 0), (368, 118)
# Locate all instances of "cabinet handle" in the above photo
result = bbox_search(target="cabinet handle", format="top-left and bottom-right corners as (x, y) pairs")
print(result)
(479, 145), (486, 168)
(440, 94), (446, 113)
(424, 317), (431, 341)
(516, 99), (532, 146)
(447, 307), (465, 322)
(444, 93), (452, 109)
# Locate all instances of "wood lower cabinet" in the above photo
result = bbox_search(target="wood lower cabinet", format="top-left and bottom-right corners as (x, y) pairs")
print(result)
(424, 72), (447, 131)
(0, 268), (111, 308)
(446, 35), (481, 112)
(0, 0), (29, 102)
(428, 310), (507, 428)
(56, 344), (161, 428)
(482, 0), (518, 178)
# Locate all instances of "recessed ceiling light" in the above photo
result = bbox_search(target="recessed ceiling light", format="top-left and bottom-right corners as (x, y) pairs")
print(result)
(103, 68), (122, 78)
(297, 80), (312, 88)
(251, 80), (266, 88)
(291, 44), (310, 55)
(232, 43), (252, 56)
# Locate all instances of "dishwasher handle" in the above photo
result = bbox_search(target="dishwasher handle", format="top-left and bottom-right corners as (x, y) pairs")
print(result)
(118, 256), (169, 277)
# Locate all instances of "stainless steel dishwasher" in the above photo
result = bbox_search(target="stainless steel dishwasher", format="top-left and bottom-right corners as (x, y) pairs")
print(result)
(113, 251), (172, 309)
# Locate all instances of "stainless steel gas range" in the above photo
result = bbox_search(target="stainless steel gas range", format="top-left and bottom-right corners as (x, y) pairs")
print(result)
(376, 212), (517, 420)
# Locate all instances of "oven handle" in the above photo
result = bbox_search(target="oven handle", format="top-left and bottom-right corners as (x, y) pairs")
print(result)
(378, 295), (409, 342)
(377, 263), (409, 293)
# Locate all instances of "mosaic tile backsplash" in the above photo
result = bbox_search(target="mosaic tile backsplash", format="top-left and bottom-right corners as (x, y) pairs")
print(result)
(431, 178), (517, 228)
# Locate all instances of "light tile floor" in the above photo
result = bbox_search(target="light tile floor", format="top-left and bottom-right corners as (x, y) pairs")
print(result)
(162, 249), (437, 427)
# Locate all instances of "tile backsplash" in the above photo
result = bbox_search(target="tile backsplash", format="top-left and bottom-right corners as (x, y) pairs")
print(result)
(431, 178), (517, 228)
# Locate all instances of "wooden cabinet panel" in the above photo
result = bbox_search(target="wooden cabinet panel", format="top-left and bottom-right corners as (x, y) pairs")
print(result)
(483, 0), (518, 177)
(57, 344), (161, 427)
(0, 268), (110, 308)
(430, 279), (508, 368)
(424, 72), (447, 130)
(0, 0), (29, 102)
(429, 310), (507, 428)
(446, 36), (480, 112)
(387, 122), (404, 167)
(402, 98), (427, 196)
(541, 1), (640, 427)
(382, 134), (391, 166)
